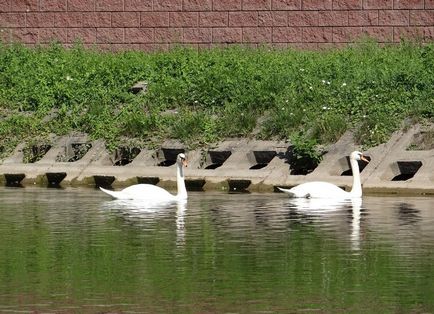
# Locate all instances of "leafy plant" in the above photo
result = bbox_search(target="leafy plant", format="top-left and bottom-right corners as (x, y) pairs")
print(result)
(1, 40), (434, 162)
(289, 134), (324, 175)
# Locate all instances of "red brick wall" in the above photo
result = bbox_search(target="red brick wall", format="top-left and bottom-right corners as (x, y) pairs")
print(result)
(1, 0), (433, 50)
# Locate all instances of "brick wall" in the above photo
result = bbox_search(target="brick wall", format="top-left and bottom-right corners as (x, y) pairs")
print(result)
(1, 0), (434, 50)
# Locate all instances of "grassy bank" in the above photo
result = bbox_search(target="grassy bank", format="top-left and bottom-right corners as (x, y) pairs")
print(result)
(1, 41), (434, 162)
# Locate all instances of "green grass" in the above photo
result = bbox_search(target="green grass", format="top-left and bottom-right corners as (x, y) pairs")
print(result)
(1, 40), (434, 161)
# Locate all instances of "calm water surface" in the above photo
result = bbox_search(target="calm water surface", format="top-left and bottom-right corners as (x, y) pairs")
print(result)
(1, 187), (434, 313)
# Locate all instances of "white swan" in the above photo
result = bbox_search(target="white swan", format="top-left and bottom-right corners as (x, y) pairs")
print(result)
(99, 153), (188, 201)
(278, 151), (369, 199)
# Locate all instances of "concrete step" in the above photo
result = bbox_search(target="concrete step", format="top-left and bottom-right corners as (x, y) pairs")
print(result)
(1, 126), (434, 195)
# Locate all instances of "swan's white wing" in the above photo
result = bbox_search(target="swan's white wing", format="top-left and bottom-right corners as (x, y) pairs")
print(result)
(100, 184), (175, 201)
(100, 153), (188, 202)
(279, 182), (351, 199)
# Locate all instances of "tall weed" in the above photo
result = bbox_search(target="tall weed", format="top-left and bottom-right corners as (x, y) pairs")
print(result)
(1, 41), (434, 159)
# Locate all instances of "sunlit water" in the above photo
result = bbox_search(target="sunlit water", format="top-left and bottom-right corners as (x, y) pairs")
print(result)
(1, 187), (434, 313)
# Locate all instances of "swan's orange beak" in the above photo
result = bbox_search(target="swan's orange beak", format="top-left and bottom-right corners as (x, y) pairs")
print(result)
(183, 159), (188, 167)
(361, 155), (369, 163)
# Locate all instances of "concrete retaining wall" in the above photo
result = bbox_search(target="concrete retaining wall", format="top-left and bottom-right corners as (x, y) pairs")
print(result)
(2, 125), (434, 195)
(1, 1), (434, 50)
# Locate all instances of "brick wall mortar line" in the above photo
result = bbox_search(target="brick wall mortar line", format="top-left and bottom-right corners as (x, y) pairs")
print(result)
(1, 2), (433, 48)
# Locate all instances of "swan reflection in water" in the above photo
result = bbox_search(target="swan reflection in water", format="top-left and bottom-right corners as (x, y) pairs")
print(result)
(100, 199), (187, 246)
(286, 197), (363, 251)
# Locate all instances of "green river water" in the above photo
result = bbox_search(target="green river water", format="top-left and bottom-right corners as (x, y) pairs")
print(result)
(0, 187), (434, 313)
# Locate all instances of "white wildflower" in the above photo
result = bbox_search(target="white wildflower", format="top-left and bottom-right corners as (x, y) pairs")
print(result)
(342, 82), (347, 87)
(66, 75), (73, 81)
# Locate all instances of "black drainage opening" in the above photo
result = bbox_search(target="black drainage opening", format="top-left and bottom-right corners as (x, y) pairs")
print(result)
(185, 179), (206, 191)
(288, 146), (322, 175)
(67, 143), (92, 162)
(157, 148), (185, 167)
(228, 179), (251, 193)
(94, 175), (115, 188)
(46, 172), (67, 188)
(250, 164), (268, 170)
(137, 176), (160, 185)
(204, 151), (232, 169)
(341, 155), (371, 176)
(250, 151), (277, 170)
(56, 143), (92, 162)
(392, 161), (422, 181)
(4, 174), (25, 187)
(114, 147), (141, 166)
(23, 144), (52, 163)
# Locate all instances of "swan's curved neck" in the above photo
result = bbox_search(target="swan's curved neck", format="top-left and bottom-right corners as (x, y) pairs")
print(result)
(349, 157), (362, 197)
(176, 162), (187, 199)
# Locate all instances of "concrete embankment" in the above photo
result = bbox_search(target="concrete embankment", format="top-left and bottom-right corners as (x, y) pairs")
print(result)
(1, 125), (434, 195)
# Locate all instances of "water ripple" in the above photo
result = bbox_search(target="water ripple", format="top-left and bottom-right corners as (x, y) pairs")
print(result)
(1, 188), (434, 312)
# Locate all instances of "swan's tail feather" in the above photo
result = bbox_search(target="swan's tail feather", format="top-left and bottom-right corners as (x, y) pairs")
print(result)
(277, 187), (296, 197)
(99, 187), (122, 199)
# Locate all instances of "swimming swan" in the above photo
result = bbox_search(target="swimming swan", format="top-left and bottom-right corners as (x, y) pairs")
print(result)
(278, 151), (369, 199)
(99, 153), (188, 201)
